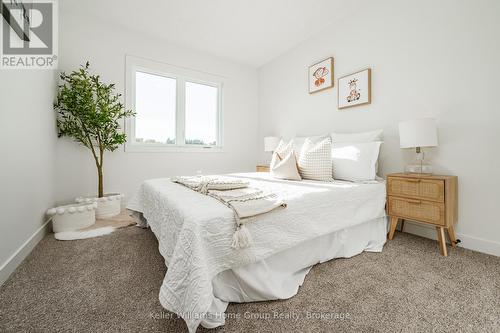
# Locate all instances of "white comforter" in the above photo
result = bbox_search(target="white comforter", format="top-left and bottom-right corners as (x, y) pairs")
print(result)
(127, 172), (386, 332)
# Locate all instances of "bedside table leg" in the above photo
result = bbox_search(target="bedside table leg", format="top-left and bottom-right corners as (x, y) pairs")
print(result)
(388, 217), (398, 240)
(436, 227), (448, 256)
(447, 226), (457, 247)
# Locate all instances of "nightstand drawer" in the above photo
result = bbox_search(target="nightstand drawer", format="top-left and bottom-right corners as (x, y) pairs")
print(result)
(388, 196), (445, 225)
(387, 177), (445, 202)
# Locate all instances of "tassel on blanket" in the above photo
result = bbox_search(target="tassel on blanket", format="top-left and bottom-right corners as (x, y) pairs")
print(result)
(231, 224), (252, 249)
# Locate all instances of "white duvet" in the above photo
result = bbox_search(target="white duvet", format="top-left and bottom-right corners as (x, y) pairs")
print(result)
(127, 172), (386, 332)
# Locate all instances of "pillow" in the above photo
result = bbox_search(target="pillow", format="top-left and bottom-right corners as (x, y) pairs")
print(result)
(270, 139), (294, 169)
(270, 151), (301, 180)
(331, 141), (382, 181)
(331, 129), (383, 143)
(293, 135), (325, 154)
(298, 137), (333, 181)
(274, 139), (294, 159)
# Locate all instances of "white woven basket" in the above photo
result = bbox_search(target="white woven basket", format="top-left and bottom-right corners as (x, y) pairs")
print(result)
(47, 202), (97, 233)
(75, 193), (123, 218)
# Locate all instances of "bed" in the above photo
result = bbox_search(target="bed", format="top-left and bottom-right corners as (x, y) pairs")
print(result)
(127, 172), (387, 332)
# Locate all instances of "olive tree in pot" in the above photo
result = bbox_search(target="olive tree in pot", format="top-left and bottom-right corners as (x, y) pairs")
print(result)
(54, 62), (135, 218)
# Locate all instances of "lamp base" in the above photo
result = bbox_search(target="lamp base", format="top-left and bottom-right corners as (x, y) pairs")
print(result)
(404, 147), (434, 174)
(404, 164), (433, 174)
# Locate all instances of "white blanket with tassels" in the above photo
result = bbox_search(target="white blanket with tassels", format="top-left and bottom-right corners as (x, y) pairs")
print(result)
(172, 176), (287, 248)
(171, 175), (250, 193)
(127, 173), (386, 333)
(208, 188), (285, 218)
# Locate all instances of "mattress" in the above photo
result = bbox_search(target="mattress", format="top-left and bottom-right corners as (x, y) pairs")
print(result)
(127, 172), (387, 332)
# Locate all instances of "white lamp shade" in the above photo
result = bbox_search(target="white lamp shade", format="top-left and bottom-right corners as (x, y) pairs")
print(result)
(399, 118), (438, 148)
(264, 136), (280, 152)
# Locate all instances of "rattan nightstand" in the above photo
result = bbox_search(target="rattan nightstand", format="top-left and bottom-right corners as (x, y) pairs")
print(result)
(386, 173), (458, 256)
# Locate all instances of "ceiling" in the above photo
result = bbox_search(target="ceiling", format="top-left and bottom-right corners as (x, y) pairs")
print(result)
(60, 0), (356, 68)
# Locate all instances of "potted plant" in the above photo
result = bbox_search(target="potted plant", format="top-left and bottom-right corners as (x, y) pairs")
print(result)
(54, 62), (135, 218)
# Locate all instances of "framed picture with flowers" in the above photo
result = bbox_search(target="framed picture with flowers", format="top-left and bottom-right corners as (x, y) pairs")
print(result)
(338, 68), (371, 109)
(308, 57), (334, 94)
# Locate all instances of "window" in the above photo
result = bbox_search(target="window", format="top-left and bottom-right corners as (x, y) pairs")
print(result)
(125, 56), (223, 152)
(135, 72), (177, 144)
(185, 82), (218, 146)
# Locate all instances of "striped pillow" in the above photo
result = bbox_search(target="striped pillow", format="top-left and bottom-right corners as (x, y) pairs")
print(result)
(298, 137), (333, 181)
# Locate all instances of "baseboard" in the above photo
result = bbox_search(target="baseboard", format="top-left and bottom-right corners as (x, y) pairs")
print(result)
(0, 220), (51, 286)
(402, 222), (500, 257)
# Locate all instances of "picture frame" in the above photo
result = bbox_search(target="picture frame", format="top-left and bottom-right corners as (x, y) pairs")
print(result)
(308, 57), (334, 94)
(337, 68), (371, 109)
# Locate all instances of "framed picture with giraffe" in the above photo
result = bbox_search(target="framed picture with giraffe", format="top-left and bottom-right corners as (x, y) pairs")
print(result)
(308, 57), (334, 94)
(338, 68), (371, 109)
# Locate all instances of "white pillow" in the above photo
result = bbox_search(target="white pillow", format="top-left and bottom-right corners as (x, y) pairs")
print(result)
(331, 129), (383, 143)
(298, 137), (333, 181)
(332, 141), (382, 181)
(293, 135), (329, 158)
(274, 139), (294, 159)
(270, 139), (294, 168)
(270, 151), (301, 180)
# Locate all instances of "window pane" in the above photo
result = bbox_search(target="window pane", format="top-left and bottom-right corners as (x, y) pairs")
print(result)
(135, 71), (176, 144)
(185, 82), (218, 146)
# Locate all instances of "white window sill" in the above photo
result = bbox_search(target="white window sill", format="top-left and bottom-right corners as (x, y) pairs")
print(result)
(125, 143), (224, 153)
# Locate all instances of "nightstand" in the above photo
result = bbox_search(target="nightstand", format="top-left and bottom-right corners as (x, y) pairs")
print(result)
(256, 165), (270, 172)
(386, 173), (458, 256)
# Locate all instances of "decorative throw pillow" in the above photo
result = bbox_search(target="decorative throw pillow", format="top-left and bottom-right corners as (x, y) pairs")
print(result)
(298, 137), (333, 181)
(275, 139), (294, 159)
(332, 141), (382, 181)
(270, 139), (294, 168)
(270, 151), (301, 180)
(292, 135), (325, 155)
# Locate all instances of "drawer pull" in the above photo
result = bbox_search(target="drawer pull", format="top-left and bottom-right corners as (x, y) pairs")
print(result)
(405, 178), (421, 183)
(404, 198), (421, 204)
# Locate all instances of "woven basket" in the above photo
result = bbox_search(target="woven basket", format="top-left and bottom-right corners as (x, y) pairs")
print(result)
(47, 203), (97, 233)
(75, 193), (123, 218)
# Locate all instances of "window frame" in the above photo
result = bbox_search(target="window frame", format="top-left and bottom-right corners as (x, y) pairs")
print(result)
(125, 55), (224, 153)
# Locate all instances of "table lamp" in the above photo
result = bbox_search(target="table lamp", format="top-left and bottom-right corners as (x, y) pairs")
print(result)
(398, 118), (438, 174)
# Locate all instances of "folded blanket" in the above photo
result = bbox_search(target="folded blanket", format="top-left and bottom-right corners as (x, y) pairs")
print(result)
(172, 175), (249, 193)
(172, 176), (286, 249)
(209, 188), (286, 219)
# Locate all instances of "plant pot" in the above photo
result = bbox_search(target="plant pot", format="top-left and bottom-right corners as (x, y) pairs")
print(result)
(47, 202), (97, 233)
(75, 193), (123, 218)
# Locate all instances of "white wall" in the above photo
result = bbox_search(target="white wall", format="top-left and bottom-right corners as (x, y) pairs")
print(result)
(259, 0), (500, 255)
(0, 70), (57, 283)
(56, 12), (260, 202)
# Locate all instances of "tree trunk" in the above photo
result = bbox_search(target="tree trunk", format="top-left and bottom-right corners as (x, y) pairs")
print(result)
(97, 165), (104, 198)
(97, 147), (104, 198)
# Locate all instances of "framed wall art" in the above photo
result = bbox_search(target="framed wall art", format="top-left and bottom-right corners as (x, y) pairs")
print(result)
(308, 57), (334, 94)
(338, 68), (371, 109)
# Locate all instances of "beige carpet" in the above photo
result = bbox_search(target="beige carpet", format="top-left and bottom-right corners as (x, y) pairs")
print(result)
(0, 228), (499, 333)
